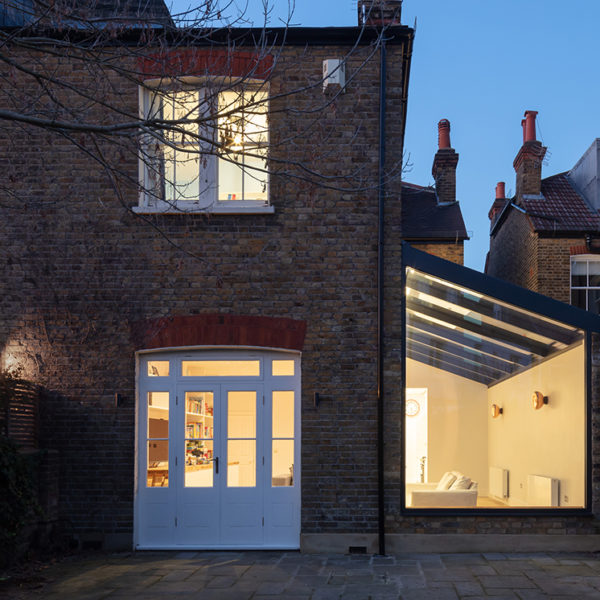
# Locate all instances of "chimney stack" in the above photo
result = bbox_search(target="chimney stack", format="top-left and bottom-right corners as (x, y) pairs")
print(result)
(513, 110), (546, 197)
(357, 0), (402, 26)
(432, 119), (459, 204)
(488, 181), (506, 224)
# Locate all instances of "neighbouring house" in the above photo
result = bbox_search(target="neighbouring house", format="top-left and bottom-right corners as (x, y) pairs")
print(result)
(2, 1), (600, 557)
(486, 111), (600, 312)
(402, 119), (468, 264)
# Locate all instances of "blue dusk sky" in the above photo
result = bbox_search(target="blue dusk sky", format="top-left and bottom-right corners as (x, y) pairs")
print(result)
(170, 0), (600, 271)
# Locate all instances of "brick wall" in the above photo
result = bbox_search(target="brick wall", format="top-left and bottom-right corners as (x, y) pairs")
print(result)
(408, 242), (464, 265)
(537, 236), (584, 303)
(0, 38), (409, 541)
(486, 209), (538, 291)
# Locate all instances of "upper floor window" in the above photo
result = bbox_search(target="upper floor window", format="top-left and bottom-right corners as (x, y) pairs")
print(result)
(571, 256), (600, 314)
(137, 82), (270, 214)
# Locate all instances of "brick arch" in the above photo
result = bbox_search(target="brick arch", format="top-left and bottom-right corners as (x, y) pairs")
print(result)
(132, 314), (306, 352)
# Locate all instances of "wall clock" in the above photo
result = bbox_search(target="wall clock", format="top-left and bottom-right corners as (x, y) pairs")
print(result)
(406, 398), (420, 417)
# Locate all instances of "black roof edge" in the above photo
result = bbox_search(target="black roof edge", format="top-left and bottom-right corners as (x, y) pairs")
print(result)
(489, 198), (514, 236)
(402, 242), (600, 333)
(0, 24), (414, 46)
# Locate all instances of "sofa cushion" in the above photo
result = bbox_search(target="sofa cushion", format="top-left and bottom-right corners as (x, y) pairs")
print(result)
(450, 475), (472, 490)
(436, 471), (457, 490)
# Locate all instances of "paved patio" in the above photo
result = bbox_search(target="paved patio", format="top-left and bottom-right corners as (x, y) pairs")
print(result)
(4, 550), (600, 599)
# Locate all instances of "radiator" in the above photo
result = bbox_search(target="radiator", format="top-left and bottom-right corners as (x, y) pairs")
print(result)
(489, 467), (509, 499)
(528, 474), (560, 507)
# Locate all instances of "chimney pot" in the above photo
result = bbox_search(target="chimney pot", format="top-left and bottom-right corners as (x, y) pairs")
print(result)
(357, 0), (402, 27)
(495, 182), (506, 199)
(523, 110), (538, 142)
(438, 118), (451, 149)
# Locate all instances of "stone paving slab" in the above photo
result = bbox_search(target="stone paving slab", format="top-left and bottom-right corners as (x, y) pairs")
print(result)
(4, 550), (600, 599)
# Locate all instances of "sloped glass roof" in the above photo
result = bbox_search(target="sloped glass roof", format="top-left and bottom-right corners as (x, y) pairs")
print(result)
(401, 244), (600, 387)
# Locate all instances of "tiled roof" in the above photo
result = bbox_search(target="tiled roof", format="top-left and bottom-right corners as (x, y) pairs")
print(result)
(401, 182), (469, 240)
(522, 172), (600, 233)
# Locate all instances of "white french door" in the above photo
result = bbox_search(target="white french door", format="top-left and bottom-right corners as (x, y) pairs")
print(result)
(135, 349), (300, 549)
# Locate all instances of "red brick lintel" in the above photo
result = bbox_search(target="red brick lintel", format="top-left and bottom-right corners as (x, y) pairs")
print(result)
(131, 314), (307, 352)
(138, 49), (274, 80)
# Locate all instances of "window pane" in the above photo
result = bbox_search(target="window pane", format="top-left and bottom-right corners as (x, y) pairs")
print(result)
(273, 391), (294, 438)
(272, 360), (294, 376)
(147, 440), (168, 487)
(147, 361), (169, 377)
(148, 392), (169, 438)
(571, 260), (587, 287)
(244, 90), (268, 146)
(172, 149), (200, 201)
(182, 360), (260, 377)
(218, 155), (243, 201)
(589, 289), (600, 315)
(228, 391), (256, 438)
(228, 440), (256, 487)
(185, 440), (214, 487)
(272, 440), (294, 487)
(589, 261), (600, 287)
(243, 153), (268, 200)
(571, 289), (587, 310)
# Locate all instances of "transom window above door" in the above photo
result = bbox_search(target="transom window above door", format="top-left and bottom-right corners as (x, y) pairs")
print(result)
(137, 82), (271, 214)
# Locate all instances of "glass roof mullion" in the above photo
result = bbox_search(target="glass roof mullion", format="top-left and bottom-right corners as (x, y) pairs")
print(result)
(407, 316), (533, 367)
(407, 299), (552, 358)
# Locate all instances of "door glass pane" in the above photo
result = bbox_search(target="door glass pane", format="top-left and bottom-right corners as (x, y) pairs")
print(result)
(272, 440), (294, 487)
(272, 360), (294, 376)
(147, 441), (169, 487)
(147, 392), (169, 487)
(185, 440), (214, 487)
(182, 360), (260, 377)
(148, 361), (169, 377)
(228, 391), (256, 438)
(147, 392), (169, 437)
(228, 440), (256, 487)
(184, 392), (214, 487)
(273, 391), (294, 438)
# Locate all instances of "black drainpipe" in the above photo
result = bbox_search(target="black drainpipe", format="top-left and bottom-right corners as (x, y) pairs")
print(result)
(377, 38), (387, 557)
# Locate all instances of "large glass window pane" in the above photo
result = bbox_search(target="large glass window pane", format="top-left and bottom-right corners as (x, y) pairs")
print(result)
(405, 267), (586, 510)
(182, 360), (260, 377)
(273, 391), (294, 438)
(228, 440), (256, 487)
(218, 155), (244, 201)
(185, 440), (213, 488)
(272, 440), (294, 487)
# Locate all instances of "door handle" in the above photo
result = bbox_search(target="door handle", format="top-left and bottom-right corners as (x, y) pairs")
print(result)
(215, 456), (219, 474)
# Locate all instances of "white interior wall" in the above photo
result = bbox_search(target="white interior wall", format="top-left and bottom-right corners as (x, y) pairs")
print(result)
(407, 358), (489, 495)
(487, 343), (585, 507)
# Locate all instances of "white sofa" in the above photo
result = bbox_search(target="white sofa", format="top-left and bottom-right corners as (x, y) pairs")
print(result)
(407, 471), (478, 508)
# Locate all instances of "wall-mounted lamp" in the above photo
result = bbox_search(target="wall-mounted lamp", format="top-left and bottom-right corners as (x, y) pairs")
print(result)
(490, 404), (503, 418)
(532, 391), (548, 410)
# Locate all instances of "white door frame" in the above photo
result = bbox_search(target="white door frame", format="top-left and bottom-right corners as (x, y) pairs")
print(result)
(134, 346), (301, 550)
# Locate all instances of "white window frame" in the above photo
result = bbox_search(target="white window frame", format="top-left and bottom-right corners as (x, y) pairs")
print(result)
(136, 78), (273, 215)
(571, 254), (600, 313)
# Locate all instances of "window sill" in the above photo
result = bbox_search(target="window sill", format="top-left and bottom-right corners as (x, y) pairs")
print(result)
(133, 204), (275, 215)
